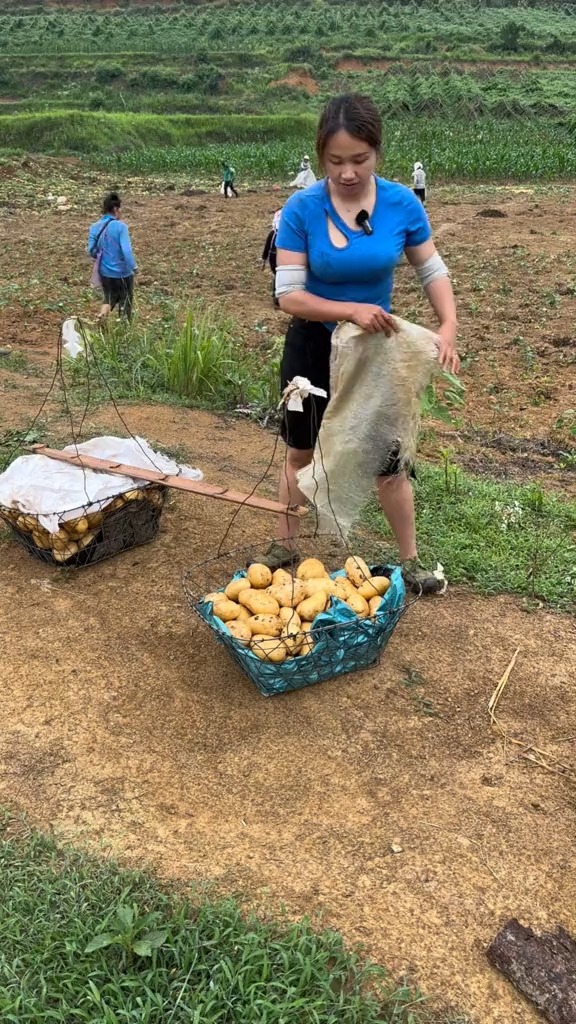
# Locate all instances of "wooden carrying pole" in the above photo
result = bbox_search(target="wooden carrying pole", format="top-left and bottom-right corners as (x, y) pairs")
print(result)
(25, 444), (306, 519)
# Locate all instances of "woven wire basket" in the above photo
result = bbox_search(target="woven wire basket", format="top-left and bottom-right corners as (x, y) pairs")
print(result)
(0, 484), (165, 568)
(183, 536), (412, 697)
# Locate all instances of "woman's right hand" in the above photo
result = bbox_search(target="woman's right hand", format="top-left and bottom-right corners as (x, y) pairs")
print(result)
(349, 303), (397, 336)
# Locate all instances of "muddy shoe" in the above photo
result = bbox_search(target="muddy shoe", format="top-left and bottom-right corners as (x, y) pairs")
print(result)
(253, 541), (298, 571)
(402, 558), (443, 596)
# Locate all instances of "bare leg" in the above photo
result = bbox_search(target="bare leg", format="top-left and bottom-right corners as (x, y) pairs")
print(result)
(278, 446), (313, 544)
(376, 472), (417, 561)
(98, 302), (110, 320)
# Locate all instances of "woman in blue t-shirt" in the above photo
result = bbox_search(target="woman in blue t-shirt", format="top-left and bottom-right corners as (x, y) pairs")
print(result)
(88, 191), (137, 320)
(266, 93), (459, 594)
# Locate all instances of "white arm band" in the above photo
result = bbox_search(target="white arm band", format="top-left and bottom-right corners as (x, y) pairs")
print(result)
(275, 264), (307, 298)
(414, 253), (449, 289)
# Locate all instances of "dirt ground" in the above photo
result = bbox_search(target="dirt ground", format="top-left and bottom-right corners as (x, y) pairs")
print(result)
(0, 166), (575, 1022)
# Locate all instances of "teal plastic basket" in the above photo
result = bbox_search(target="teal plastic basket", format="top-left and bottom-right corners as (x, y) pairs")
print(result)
(183, 540), (408, 697)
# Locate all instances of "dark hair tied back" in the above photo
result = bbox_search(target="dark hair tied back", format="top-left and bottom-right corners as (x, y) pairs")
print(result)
(102, 191), (121, 214)
(316, 93), (382, 162)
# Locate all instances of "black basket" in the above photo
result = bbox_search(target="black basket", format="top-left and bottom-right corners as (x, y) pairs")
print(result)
(183, 537), (411, 697)
(0, 484), (166, 568)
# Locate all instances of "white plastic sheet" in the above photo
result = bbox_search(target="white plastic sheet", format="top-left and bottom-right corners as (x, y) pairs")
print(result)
(0, 436), (203, 534)
(62, 318), (84, 359)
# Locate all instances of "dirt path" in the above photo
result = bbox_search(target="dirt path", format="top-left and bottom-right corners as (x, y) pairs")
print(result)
(1, 402), (575, 1024)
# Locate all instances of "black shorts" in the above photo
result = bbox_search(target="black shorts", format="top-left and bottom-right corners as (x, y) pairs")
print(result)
(101, 275), (134, 318)
(414, 187), (426, 204)
(279, 318), (413, 477)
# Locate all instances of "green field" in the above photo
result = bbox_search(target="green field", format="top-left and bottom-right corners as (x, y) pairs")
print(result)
(0, 0), (575, 181)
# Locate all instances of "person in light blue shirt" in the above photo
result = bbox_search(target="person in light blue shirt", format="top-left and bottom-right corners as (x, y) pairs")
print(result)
(88, 191), (137, 320)
(264, 93), (459, 595)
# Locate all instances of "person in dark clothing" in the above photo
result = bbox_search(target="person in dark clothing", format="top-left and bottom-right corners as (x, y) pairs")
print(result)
(261, 208), (282, 307)
(222, 162), (238, 198)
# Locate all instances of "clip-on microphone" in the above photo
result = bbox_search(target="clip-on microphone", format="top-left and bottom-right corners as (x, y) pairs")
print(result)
(355, 209), (373, 236)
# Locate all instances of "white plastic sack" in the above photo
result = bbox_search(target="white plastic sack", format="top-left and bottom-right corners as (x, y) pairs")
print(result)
(297, 318), (438, 535)
(0, 436), (203, 534)
(290, 168), (317, 189)
(62, 318), (84, 360)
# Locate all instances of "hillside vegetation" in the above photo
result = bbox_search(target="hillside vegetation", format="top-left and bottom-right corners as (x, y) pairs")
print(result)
(0, 0), (575, 180)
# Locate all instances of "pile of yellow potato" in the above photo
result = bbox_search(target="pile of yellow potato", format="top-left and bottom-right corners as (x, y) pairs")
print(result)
(0, 484), (164, 564)
(203, 555), (390, 665)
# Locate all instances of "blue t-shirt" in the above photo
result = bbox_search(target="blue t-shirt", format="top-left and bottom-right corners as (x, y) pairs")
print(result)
(276, 176), (431, 315)
(87, 216), (137, 279)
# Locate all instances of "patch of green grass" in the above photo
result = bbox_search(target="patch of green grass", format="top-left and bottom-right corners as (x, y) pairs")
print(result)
(0, 814), (429, 1023)
(363, 462), (576, 610)
(0, 425), (45, 472)
(69, 305), (281, 419)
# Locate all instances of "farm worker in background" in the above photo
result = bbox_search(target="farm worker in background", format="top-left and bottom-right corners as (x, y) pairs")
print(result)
(87, 191), (137, 320)
(261, 208), (282, 307)
(412, 161), (427, 204)
(265, 93), (459, 594)
(222, 162), (238, 198)
(290, 154), (317, 189)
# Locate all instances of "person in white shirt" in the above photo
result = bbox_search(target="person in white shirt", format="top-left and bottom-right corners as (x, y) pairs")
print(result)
(290, 155), (317, 189)
(412, 162), (426, 204)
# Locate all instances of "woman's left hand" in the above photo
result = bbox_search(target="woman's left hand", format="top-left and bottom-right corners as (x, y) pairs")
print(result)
(435, 322), (460, 374)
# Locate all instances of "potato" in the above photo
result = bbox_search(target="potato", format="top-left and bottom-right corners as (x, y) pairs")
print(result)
(86, 510), (103, 529)
(226, 621), (252, 646)
(300, 621), (313, 633)
(279, 607), (301, 629)
(77, 530), (97, 551)
(51, 528), (74, 552)
(369, 595), (384, 617)
(225, 577), (252, 601)
(345, 555), (372, 588)
(251, 634), (287, 663)
(203, 591), (226, 605)
(239, 590), (280, 616)
(358, 576), (391, 600)
(17, 514), (35, 533)
(282, 623), (303, 656)
(272, 568), (293, 587)
(108, 496), (126, 513)
(247, 563), (273, 589)
(123, 489), (146, 502)
(32, 531), (51, 550)
(296, 558), (328, 581)
(236, 606), (252, 623)
(247, 614), (282, 638)
(303, 577), (336, 599)
(268, 580), (306, 608)
(332, 574), (358, 600)
(63, 515), (90, 539)
(296, 591), (328, 622)
(147, 488), (164, 509)
(346, 592), (370, 619)
(52, 541), (79, 563)
(213, 599), (241, 623)
(298, 633), (315, 656)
